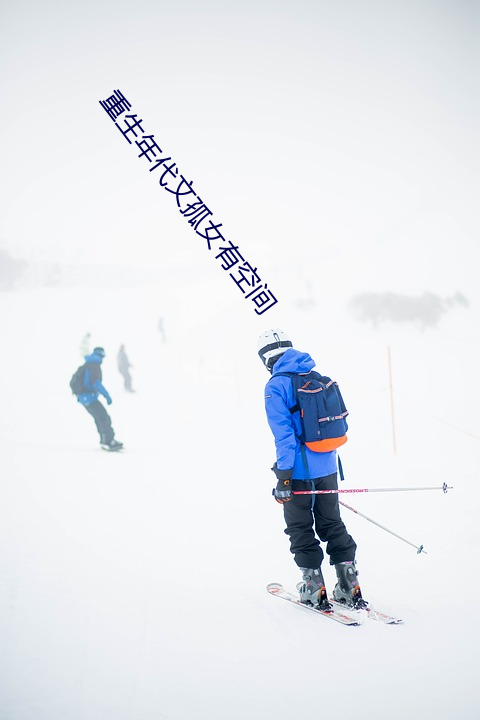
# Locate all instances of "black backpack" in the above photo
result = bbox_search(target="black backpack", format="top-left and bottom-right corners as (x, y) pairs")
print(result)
(70, 364), (87, 395)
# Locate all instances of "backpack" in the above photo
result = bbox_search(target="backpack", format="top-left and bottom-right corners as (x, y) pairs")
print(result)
(276, 371), (348, 452)
(70, 364), (87, 395)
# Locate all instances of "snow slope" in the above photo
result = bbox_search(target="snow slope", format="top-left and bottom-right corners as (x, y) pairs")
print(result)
(0, 281), (478, 720)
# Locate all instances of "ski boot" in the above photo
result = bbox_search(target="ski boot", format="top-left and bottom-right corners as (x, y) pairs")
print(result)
(297, 568), (332, 611)
(333, 561), (368, 609)
(101, 439), (124, 452)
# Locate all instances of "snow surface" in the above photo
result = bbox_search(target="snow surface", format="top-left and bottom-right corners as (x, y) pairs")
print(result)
(1, 281), (478, 720)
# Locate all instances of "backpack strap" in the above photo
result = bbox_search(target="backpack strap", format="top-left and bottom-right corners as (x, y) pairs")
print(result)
(273, 371), (311, 415)
(299, 443), (310, 480)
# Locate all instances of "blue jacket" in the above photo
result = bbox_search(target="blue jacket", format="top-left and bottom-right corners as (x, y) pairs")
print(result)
(77, 351), (112, 407)
(264, 348), (337, 480)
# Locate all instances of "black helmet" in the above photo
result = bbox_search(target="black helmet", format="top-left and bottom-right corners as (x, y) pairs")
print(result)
(93, 346), (106, 358)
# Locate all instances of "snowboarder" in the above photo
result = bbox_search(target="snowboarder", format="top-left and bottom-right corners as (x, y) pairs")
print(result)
(73, 346), (123, 451)
(117, 344), (134, 392)
(258, 329), (366, 610)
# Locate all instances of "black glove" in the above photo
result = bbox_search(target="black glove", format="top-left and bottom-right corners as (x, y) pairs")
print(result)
(273, 478), (293, 504)
(271, 464), (293, 504)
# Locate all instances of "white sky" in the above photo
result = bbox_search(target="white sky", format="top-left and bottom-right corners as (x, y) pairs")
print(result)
(1, 0), (479, 299)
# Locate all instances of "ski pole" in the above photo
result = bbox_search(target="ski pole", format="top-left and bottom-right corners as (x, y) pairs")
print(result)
(338, 499), (427, 554)
(292, 482), (452, 496)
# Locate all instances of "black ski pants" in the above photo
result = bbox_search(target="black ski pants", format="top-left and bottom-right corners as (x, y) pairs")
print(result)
(83, 400), (114, 444)
(283, 473), (356, 569)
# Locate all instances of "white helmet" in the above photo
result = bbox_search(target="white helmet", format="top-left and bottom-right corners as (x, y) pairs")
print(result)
(257, 329), (293, 370)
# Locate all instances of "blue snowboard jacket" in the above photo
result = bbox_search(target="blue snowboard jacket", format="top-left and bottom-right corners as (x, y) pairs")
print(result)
(264, 348), (338, 480)
(77, 351), (112, 407)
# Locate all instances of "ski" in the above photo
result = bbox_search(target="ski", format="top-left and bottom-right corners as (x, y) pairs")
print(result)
(267, 583), (361, 626)
(328, 598), (403, 625)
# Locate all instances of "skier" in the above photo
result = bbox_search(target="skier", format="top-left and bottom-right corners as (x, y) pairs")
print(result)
(80, 332), (91, 358)
(75, 346), (123, 451)
(117, 344), (134, 392)
(258, 329), (366, 610)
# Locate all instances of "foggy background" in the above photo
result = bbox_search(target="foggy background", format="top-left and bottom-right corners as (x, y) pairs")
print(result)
(1, 2), (479, 719)
(1, 0), (478, 306)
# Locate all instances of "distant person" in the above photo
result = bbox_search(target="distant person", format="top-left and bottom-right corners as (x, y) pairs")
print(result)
(70, 346), (123, 452)
(117, 344), (134, 392)
(257, 328), (366, 610)
(80, 332), (91, 358)
(158, 317), (166, 343)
